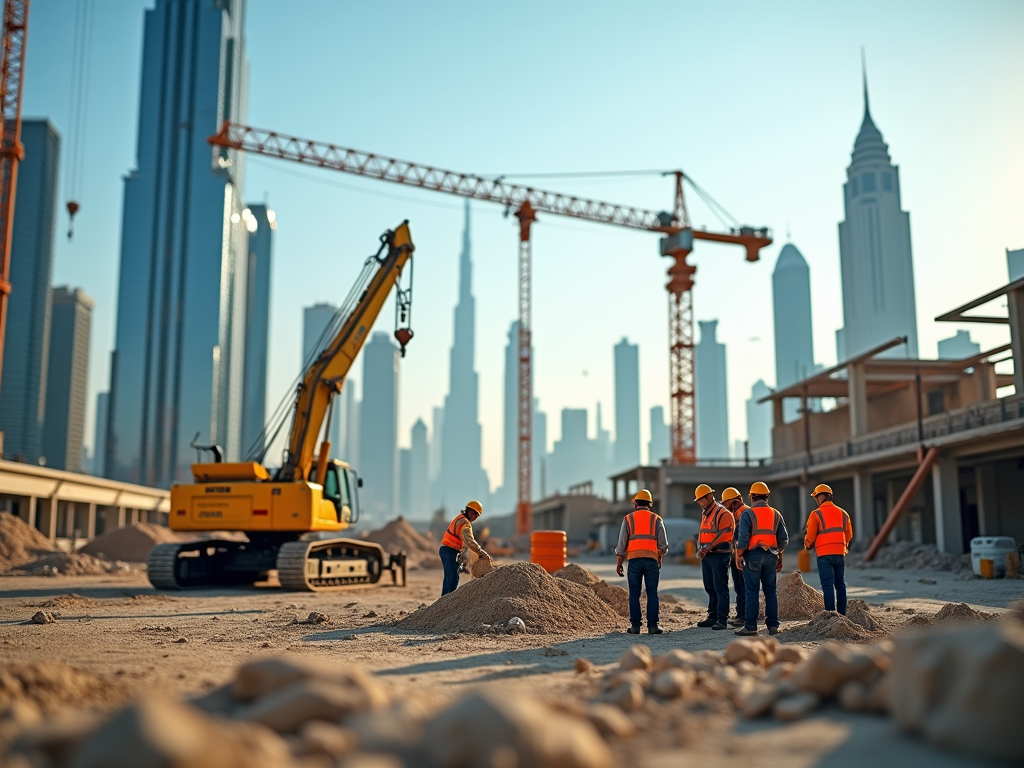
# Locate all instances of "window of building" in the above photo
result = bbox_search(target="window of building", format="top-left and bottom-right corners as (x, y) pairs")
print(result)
(850, 177), (858, 197)
(882, 172), (893, 192)
(927, 390), (945, 416)
(862, 172), (876, 192)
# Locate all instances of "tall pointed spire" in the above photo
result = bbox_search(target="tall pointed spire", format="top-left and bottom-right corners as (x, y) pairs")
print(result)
(861, 46), (870, 119)
(459, 200), (472, 301)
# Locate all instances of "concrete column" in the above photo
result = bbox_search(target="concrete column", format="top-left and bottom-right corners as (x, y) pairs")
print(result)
(86, 503), (97, 539)
(885, 481), (898, 543)
(45, 498), (57, 541)
(974, 463), (997, 537)
(1008, 284), (1024, 396)
(26, 495), (37, 531)
(852, 471), (872, 538)
(798, 482), (810, 526)
(117, 507), (126, 528)
(848, 362), (869, 437)
(931, 453), (963, 554)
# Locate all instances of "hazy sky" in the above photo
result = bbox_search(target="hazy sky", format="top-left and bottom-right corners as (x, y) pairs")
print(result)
(23, 0), (1024, 489)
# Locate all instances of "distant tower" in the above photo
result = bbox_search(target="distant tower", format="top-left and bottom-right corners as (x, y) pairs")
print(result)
(745, 379), (773, 459)
(695, 320), (729, 459)
(937, 330), (980, 360)
(358, 332), (399, 522)
(302, 303), (343, 453)
(408, 418), (429, 519)
(93, 392), (109, 477)
(43, 287), (92, 471)
(240, 204), (275, 458)
(613, 338), (640, 471)
(837, 60), (918, 360)
(648, 406), (670, 465)
(772, 243), (815, 422)
(1007, 247), (1024, 281)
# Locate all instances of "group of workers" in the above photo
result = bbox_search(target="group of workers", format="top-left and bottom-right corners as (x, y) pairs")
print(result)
(437, 480), (853, 638)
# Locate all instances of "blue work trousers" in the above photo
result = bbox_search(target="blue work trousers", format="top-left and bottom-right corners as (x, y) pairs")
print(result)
(816, 554), (847, 614)
(701, 551), (732, 623)
(626, 557), (660, 628)
(742, 549), (779, 631)
(730, 557), (746, 620)
(439, 545), (461, 596)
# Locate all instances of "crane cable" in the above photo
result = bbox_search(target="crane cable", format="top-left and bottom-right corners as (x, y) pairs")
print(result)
(65, 0), (94, 241)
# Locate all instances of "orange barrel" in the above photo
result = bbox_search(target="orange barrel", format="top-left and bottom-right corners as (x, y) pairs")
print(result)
(798, 549), (811, 573)
(685, 540), (695, 558)
(980, 558), (995, 579)
(530, 530), (567, 573)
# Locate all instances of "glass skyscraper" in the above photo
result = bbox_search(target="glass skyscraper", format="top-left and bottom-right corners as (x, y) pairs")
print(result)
(240, 203), (273, 458)
(106, 0), (249, 486)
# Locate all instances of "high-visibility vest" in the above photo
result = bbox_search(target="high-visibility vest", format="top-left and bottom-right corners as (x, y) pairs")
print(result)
(731, 504), (750, 524)
(747, 505), (780, 550)
(809, 502), (851, 556)
(698, 503), (734, 549)
(441, 514), (469, 550)
(625, 508), (661, 558)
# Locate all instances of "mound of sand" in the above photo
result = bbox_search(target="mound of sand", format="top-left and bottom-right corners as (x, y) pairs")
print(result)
(0, 662), (124, 712)
(0, 512), (57, 570)
(781, 599), (890, 642)
(777, 571), (825, 620)
(849, 541), (971, 572)
(362, 516), (441, 570)
(79, 522), (181, 563)
(33, 593), (97, 610)
(903, 602), (997, 629)
(553, 563), (682, 618)
(12, 552), (136, 577)
(398, 561), (620, 634)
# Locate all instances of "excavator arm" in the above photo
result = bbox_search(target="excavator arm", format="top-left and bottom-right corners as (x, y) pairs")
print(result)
(282, 221), (415, 482)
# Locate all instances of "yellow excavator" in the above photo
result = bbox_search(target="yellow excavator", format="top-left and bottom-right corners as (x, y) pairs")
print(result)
(148, 222), (416, 591)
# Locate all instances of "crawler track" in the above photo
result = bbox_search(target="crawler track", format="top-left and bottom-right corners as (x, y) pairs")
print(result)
(277, 538), (407, 592)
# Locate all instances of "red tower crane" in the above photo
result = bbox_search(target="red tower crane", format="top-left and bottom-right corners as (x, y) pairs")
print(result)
(208, 122), (772, 535)
(0, 0), (28, 395)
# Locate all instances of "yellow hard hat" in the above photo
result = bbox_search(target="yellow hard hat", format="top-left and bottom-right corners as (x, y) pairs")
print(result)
(694, 484), (714, 501)
(633, 489), (653, 503)
(811, 484), (833, 497)
(749, 481), (771, 496)
(465, 500), (483, 514)
(721, 487), (742, 502)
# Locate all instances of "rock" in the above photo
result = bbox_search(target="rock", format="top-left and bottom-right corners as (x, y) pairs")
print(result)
(772, 691), (821, 721)
(10, 713), (100, 766)
(714, 665), (741, 685)
(292, 721), (356, 760)
(837, 680), (870, 712)
(584, 703), (636, 739)
(233, 659), (386, 708)
(691, 650), (724, 670)
(0, 700), (43, 748)
(188, 683), (237, 716)
(423, 690), (612, 768)
(724, 638), (772, 668)
(652, 649), (696, 672)
(738, 682), (779, 718)
(733, 660), (764, 678)
(338, 756), (405, 768)
(543, 646), (568, 657)
(347, 698), (428, 755)
(237, 680), (384, 733)
(889, 618), (1024, 761)
(791, 642), (885, 697)
(598, 681), (645, 713)
(867, 673), (891, 714)
(651, 668), (694, 699)
(764, 662), (795, 684)
(617, 645), (653, 672)
(68, 698), (291, 768)
(300, 611), (330, 625)
(605, 670), (649, 690)
(770, 646), (807, 666)
(29, 611), (55, 625)
(574, 658), (595, 674)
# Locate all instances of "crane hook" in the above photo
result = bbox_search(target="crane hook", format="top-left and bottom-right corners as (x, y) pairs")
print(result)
(66, 201), (80, 241)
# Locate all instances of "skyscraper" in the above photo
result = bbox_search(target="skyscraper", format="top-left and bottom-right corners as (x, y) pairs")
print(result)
(106, 0), (250, 486)
(42, 287), (92, 471)
(439, 202), (488, 506)
(772, 243), (815, 422)
(93, 392), (108, 477)
(695, 320), (729, 459)
(836, 66), (918, 360)
(548, 408), (590, 493)
(408, 418), (429, 519)
(302, 303), (342, 451)
(240, 204), (274, 457)
(745, 379), (773, 459)
(497, 320), (540, 511)
(613, 338), (640, 471)
(0, 120), (60, 464)
(358, 332), (399, 522)
(1007, 248), (1024, 282)
(937, 330), (980, 360)
(648, 406), (670, 466)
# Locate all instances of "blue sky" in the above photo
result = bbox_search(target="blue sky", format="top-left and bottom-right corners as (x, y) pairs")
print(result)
(23, 0), (1024, 488)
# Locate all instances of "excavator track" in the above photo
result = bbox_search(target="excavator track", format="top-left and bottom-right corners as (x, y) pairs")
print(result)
(277, 538), (407, 592)
(147, 539), (271, 590)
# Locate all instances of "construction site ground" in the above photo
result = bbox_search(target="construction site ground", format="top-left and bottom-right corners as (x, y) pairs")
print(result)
(2, 558), (1020, 767)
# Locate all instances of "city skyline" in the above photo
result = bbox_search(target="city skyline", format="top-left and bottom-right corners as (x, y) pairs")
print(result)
(19, 0), (1023, 491)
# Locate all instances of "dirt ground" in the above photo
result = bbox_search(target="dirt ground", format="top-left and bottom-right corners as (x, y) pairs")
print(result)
(2, 557), (1021, 766)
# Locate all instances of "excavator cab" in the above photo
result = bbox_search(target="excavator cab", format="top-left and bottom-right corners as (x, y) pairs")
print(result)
(310, 459), (361, 525)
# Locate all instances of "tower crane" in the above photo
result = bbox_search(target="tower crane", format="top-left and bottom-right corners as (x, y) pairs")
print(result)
(209, 122), (772, 535)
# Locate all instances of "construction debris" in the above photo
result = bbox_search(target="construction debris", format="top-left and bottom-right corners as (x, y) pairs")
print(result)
(849, 541), (972, 572)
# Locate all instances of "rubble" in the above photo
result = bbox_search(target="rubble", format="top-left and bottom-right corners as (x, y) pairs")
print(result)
(848, 541), (972, 572)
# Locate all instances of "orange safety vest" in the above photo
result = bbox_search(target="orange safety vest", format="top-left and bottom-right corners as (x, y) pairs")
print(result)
(809, 502), (851, 556)
(625, 508), (661, 559)
(698, 503), (734, 549)
(747, 505), (780, 550)
(441, 514), (469, 550)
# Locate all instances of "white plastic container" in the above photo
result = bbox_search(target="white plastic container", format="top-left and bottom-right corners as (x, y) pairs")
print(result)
(970, 536), (1018, 578)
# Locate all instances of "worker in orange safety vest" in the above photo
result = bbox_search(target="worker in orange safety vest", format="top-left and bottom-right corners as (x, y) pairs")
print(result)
(439, 501), (491, 596)
(720, 487), (749, 628)
(733, 482), (789, 636)
(804, 484), (854, 615)
(694, 484), (735, 631)
(615, 489), (669, 635)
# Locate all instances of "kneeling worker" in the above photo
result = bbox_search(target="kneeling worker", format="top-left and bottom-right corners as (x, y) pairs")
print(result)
(615, 489), (669, 635)
(720, 487), (748, 628)
(805, 484), (853, 615)
(734, 482), (789, 636)
(694, 484), (735, 631)
(439, 501), (491, 596)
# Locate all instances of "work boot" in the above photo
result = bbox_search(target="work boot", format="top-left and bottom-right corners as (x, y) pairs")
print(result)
(696, 616), (717, 628)
(626, 625), (641, 635)
(768, 627), (780, 636)
(728, 618), (744, 628)
(648, 625), (665, 634)
(734, 627), (758, 636)
(711, 622), (727, 630)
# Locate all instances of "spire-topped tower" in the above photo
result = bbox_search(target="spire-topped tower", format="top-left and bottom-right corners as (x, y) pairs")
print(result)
(836, 56), (919, 360)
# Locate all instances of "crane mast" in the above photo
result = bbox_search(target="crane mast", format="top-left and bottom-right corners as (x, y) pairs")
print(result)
(209, 122), (771, 532)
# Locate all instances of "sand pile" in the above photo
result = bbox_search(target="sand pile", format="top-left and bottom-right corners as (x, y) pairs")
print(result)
(33, 593), (97, 610)
(849, 541), (971, 572)
(904, 602), (997, 629)
(12, 551), (136, 576)
(398, 561), (620, 634)
(777, 571), (825, 620)
(361, 516), (439, 569)
(79, 522), (180, 562)
(552, 563), (684, 618)
(782, 600), (890, 642)
(0, 512), (57, 570)
(0, 662), (123, 713)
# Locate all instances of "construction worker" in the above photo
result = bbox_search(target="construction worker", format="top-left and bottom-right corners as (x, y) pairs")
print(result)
(804, 484), (854, 615)
(733, 482), (789, 636)
(438, 501), (491, 596)
(615, 489), (669, 635)
(694, 484), (734, 631)
(720, 487), (748, 628)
